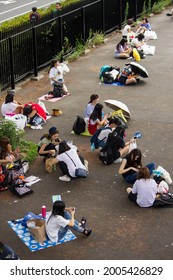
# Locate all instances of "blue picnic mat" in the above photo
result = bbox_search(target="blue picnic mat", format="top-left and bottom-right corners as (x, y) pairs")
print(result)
(8, 218), (77, 252)
(99, 81), (125, 86)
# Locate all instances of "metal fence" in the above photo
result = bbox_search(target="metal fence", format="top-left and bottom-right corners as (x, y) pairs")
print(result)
(0, 0), (156, 91)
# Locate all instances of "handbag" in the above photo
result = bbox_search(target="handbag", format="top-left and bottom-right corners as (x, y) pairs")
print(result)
(45, 157), (55, 173)
(75, 168), (88, 178)
(65, 152), (88, 178)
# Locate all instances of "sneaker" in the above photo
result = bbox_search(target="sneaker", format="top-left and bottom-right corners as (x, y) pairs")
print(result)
(31, 125), (43, 130)
(84, 160), (89, 172)
(126, 187), (132, 194)
(83, 228), (92, 237)
(114, 158), (122, 163)
(59, 175), (71, 182)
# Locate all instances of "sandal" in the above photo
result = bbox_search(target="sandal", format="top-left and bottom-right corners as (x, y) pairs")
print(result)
(0, 186), (8, 192)
(80, 217), (87, 228)
(83, 228), (92, 236)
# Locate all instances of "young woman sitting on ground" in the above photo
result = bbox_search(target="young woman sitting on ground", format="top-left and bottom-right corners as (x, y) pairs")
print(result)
(126, 167), (158, 208)
(38, 127), (60, 160)
(48, 59), (69, 95)
(117, 65), (139, 85)
(83, 94), (99, 122)
(136, 17), (151, 34)
(1, 93), (24, 117)
(23, 102), (47, 129)
(99, 125), (134, 165)
(119, 148), (156, 184)
(114, 38), (132, 59)
(88, 103), (108, 135)
(45, 200), (92, 243)
(49, 140), (88, 182)
(0, 136), (19, 165)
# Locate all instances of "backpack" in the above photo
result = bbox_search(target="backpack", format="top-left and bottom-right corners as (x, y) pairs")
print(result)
(73, 116), (86, 135)
(30, 13), (39, 24)
(99, 148), (114, 165)
(102, 72), (114, 84)
(99, 65), (112, 79)
(53, 83), (64, 97)
(154, 193), (173, 208)
(90, 126), (112, 150)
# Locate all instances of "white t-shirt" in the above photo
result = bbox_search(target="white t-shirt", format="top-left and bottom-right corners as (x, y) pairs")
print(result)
(46, 212), (69, 243)
(98, 125), (112, 143)
(132, 179), (157, 207)
(49, 65), (64, 86)
(56, 148), (87, 177)
(84, 103), (95, 118)
(1, 102), (18, 116)
(122, 24), (131, 36)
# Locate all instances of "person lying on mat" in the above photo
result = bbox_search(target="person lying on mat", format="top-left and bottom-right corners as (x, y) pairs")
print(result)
(117, 65), (139, 85)
(83, 94), (99, 123)
(119, 148), (156, 184)
(48, 140), (88, 182)
(48, 59), (69, 95)
(114, 38), (132, 59)
(38, 126), (60, 161)
(126, 167), (158, 208)
(46, 200), (92, 243)
(1, 93), (24, 117)
(88, 103), (108, 135)
(23, 102), (46, 129)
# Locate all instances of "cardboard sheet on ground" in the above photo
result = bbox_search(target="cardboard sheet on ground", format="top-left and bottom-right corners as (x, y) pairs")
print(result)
(8, 217), (76, 252)
(104, 99), (131, 119)
(38, 93), (70, 102)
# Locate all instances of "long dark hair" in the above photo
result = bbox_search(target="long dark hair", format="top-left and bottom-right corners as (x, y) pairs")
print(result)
(48, 59), (58, 73)
(126, 148), (142, 168)
(0, 136), (10, 159)
(59, 140), (70, 154)
(5, 93), (14, 104)
(88, 94), (99, 104)
(116, 38), (127, 49)
(52, 200), (65, 217)
(90, 103), (103, 121)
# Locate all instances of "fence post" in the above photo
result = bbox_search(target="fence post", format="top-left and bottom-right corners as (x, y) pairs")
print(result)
(81, 7), (86, 42)
(9, 37), (15, 90)
(58, 16), (63, 51)
(32, 27), (38, 77)
(134, 0), (137, 21)
(102, 0), (105, 33)
(118, 0), (122, 31)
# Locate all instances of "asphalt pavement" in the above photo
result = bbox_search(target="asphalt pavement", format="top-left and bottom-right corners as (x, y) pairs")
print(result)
(0, 6), (173, 260)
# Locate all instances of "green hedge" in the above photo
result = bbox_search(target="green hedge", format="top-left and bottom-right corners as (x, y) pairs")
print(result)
(0, 0), (80, 32)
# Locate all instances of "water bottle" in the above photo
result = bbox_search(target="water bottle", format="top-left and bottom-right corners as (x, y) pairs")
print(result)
(91, 143), (95, 151)
(41, 205), (46, 219)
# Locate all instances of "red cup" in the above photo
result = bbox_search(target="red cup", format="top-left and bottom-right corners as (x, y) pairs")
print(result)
(41, 205), (46, 219)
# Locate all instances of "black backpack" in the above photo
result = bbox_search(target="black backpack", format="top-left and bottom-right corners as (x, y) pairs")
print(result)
(53, 83), (64, 98)
(73, 116), (86, 135)
(154, 193), (173, 208)
(102, 72), (114, 84)
(90, 126), (112, 149)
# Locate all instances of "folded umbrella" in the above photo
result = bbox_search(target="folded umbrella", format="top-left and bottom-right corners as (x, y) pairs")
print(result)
(125, 62), (148, 78)
(104, 99), (131, 119)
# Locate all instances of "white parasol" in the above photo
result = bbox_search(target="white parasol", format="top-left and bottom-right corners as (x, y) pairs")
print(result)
(104, 99), (131, 119)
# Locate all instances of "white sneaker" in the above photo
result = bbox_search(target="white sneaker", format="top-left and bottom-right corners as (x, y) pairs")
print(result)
(114, 158), (122, 163)
(59, 175), (71, 182)
(31, 125), (43, 130)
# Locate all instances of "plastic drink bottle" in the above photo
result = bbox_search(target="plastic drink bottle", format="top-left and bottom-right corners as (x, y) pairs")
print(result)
(41, 205), (46, 219)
